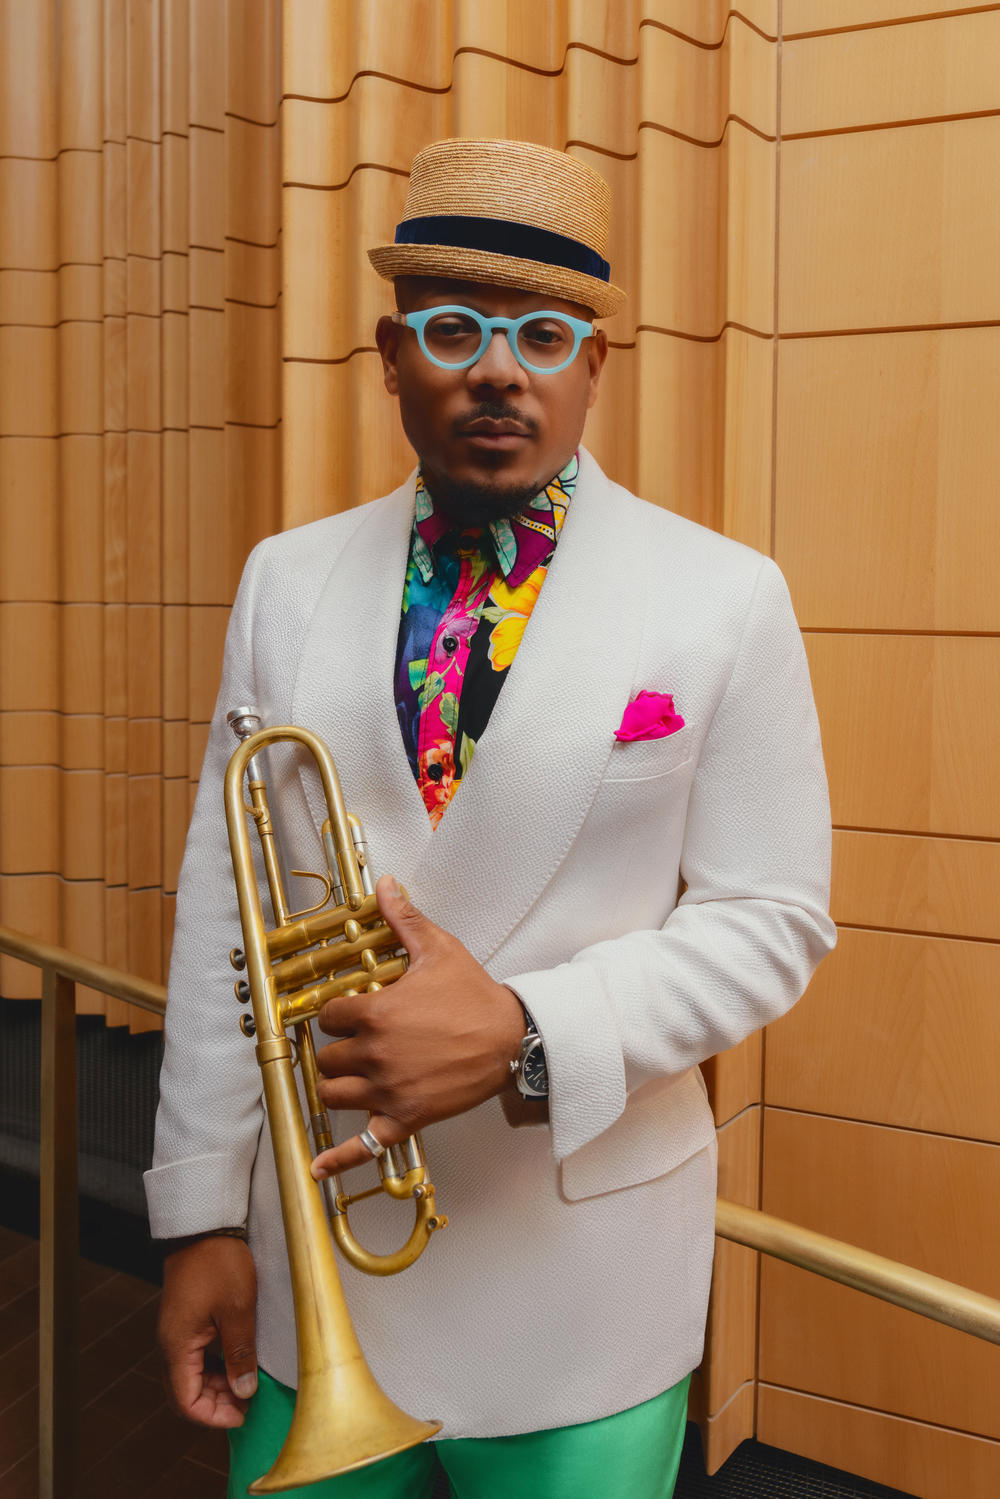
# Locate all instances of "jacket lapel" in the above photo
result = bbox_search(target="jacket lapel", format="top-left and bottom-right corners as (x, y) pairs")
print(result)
(291, 474), (433, 887)
(410, 450), (645, 962)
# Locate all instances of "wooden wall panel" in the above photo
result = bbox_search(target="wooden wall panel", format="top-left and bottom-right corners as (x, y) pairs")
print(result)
(831, 829), (1000, 942)
(776, 329), (1000, 632)
(0, 0), (281, 1021)
(784, 10), (1000, 134)
(805, 634), (1000, 837)
(780, 118), (1000, 333)
(758, 1385), (1000, 1499)
(761, 6), (1000, 1492)
(767, 928), (1000, 1140)
(759, 1111), (1000, 1434)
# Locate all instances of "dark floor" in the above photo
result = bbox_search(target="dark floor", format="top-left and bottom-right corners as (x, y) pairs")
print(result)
(0, 1222), (229, 1498)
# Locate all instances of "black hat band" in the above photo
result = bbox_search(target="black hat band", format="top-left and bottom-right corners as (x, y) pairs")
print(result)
(393, 214), (611, 283)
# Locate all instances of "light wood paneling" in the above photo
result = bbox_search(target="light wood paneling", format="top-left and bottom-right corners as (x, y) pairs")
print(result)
(780, 118), (1000, 333)
(805, 634), (1000, 837)
(758, 1385), (1000, 1499)
(767, 927), (1000, 1139)
(699, 1381), (756, 1478)
(776, 328), (1000, 632)
(0, 0), (281, 1025)
(831, 829), (1000, 941)
(760, 1110), (1000, 1435)
(784, 10), (1000, 135)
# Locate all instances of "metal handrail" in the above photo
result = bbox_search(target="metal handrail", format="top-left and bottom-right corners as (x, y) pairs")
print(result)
(3, 921), (1000, 1499)
(715, 1200), (1000, 1346)
(0, 925), (166, 1016)
(0, 924), (164, 1499)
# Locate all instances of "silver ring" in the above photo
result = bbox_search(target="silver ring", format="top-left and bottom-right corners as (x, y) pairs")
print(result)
(359, 1125), (387, 1159)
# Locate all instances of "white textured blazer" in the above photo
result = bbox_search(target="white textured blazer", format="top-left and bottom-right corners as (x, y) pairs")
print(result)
(145, 449), (835, 1438)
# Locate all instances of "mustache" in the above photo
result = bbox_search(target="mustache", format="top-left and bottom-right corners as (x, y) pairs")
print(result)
(453, 401), (538, 436)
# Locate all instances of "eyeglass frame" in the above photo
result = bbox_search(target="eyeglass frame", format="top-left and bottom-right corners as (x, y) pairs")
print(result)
(391, 305), (596, 375)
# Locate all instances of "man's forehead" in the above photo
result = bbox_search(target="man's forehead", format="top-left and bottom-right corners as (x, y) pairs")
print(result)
(393, 275), (595, 321)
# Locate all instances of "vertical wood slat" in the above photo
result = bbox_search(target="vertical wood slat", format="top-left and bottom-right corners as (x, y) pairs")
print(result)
(39, 967), (79, 1499)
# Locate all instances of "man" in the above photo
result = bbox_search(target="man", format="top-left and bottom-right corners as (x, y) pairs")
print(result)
(146, 139), (835, 1498)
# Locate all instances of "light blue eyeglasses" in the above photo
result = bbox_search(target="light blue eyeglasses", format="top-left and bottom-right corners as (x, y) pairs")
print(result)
(392, 305), (595, 374)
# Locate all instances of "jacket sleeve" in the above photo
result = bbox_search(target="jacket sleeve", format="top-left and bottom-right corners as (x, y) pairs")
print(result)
(504, 556), (836, 1164)
(143, 543), (268, 1238)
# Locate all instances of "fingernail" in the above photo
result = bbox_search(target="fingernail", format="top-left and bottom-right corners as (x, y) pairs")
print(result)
(233, 1373), (257, 1399)
(310, 1164), (326, 1181)
(387, 876), (401, 897)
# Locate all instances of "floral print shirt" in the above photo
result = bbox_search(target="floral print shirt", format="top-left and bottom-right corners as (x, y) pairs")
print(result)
(394, 455), (579, 827)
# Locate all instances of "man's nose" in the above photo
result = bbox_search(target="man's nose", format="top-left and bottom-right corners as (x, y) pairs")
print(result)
(466, 329), (529, 389)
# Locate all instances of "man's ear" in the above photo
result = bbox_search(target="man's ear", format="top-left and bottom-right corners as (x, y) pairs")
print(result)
(586, 327), (608, 411)
(375, 314), (401, 395)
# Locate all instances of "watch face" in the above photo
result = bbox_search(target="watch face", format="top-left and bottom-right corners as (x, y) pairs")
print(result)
(520, 1037), (549, 1098)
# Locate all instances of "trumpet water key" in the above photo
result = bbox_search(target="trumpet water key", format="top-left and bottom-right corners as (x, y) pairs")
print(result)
(224, 707), (446, 1494)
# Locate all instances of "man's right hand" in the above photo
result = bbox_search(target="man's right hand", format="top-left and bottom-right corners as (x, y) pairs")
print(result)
(158, 1235), (258, 1427)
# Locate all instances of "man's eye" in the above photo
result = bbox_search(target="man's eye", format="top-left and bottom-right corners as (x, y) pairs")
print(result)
(522, 321), (568, 346)
(428, 316), (478, 339)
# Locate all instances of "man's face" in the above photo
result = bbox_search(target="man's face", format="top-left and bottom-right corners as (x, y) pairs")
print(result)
(376, 276), (607, 522)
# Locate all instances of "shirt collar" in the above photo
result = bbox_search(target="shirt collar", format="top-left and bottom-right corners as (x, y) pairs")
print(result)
(413, 453), (579, 589)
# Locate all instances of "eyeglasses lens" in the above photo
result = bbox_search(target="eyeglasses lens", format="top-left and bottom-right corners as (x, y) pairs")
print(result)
(421, 312), (577, 369)
(514, 317), (576, 369)
(423, 312), (485, 365)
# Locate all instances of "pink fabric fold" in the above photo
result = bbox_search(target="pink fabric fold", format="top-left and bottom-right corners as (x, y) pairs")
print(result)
(615, 691), (685, 742)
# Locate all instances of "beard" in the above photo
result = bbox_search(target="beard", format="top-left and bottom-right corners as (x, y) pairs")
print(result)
(429, 472), (543, 527)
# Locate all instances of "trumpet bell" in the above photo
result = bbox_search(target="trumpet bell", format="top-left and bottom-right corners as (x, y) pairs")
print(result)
(248, 1378), (440, 1494)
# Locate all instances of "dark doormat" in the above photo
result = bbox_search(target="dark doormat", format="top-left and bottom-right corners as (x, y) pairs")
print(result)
(675, 1424), (917, 1498)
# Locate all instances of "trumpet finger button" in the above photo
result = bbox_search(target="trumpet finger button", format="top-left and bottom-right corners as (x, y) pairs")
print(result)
(235, 979), (251, 1003)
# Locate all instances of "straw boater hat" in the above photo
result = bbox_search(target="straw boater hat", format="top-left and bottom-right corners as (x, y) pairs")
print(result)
(368, 138), (626, 318)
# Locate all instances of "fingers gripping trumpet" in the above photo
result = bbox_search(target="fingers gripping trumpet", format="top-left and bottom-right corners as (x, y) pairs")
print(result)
(224, 707), (446, 1492)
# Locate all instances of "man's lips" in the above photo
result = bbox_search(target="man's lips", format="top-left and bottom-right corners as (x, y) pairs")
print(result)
(457, 417), (532, 448)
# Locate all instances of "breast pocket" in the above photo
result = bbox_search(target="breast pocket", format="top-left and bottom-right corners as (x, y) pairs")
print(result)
(604, 726), (693, 783)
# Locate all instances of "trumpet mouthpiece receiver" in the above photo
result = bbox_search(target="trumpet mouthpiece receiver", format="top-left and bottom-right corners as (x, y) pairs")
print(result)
(227, 706), (262, 741)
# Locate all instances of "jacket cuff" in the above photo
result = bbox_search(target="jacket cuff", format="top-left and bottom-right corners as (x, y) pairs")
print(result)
(503, 964), (626, 1161)
(144, 1152), (251, 1240)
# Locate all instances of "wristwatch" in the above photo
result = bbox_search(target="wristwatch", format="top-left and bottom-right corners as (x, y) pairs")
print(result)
(511, 1010), (549, 1100)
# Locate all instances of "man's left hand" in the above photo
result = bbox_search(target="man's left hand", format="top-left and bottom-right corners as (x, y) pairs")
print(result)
(310, 875), (527, 1179)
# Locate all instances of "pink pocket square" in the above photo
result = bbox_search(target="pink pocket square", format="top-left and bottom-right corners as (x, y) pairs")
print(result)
(615, 691), (685, 742)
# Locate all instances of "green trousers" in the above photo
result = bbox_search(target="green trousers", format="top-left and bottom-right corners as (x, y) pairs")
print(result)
(228, 1369), (690, 1499)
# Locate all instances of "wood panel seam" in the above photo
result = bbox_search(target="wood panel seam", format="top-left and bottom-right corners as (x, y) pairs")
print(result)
(805, 627), (1000, 637)
(757, 1380), (1000, 1444)
(782, 320), (1000, 339)
(834, 826), (1000, 843)
(785, 3), (1000, 43)
(835, 921), (1000, 947)
(765, 1102), (1000, 1144)
(786, 106), (1000, 141)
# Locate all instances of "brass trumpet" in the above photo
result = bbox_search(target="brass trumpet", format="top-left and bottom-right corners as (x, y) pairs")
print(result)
(224, 708), (446, 1494)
